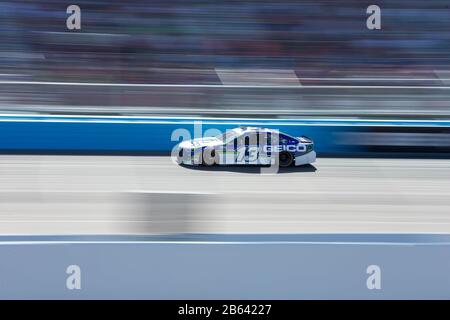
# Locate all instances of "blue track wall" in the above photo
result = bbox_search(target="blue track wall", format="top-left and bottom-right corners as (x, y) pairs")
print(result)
(0, 115), (449, 156)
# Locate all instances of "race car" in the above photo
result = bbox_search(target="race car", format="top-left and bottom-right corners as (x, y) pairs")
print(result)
(175, 126), (315, 167)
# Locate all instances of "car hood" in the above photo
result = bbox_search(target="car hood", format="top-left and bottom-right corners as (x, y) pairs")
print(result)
(297, 136), (313, 143)
(179, 137), (222, 149)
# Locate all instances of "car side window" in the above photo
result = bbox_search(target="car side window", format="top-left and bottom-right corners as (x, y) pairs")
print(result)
(247, 132), (259, 147)
(235, 133), (245, 149)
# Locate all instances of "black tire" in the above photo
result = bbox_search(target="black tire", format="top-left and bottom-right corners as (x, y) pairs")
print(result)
(176, 148), (185, 164)
(279, 151), (294, 167)
(202, 148), (217, 166)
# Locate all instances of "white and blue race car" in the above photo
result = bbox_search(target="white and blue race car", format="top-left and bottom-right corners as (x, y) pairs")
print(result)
(175, 127), (315, 167)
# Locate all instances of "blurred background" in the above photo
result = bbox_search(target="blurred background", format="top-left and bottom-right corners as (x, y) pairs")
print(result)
(1, 2), (450, 299)
(0, 0), (450, 118)
(0, 1), (449, 236)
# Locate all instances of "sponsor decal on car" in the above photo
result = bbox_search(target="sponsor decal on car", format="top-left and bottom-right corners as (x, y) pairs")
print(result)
(263, 144), (306, 153)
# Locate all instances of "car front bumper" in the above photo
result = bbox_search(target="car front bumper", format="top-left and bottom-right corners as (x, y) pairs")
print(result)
(295, 151), (316, 166)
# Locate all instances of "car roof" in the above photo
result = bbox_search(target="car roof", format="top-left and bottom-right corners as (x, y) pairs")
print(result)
(234, 126), (298, 140)
(237, 126), (284, 134)
(238, 126), (266, 132)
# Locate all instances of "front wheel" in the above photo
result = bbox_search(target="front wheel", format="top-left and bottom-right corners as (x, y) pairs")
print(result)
(279, 151), (294, 167)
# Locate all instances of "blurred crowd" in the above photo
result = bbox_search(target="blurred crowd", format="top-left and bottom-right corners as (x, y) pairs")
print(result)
(0, 0), (449, 83)
(0, 0), (449, 118)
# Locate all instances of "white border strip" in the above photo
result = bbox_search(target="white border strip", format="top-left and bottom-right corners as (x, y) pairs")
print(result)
(0, 240), (448, 246)
(0, 113), (448, 123)
(1, 81), (450, 89)
(0, 114), (449, 127)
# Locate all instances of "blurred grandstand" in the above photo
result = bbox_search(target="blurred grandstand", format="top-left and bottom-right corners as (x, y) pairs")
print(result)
(0, 0), (450, 118)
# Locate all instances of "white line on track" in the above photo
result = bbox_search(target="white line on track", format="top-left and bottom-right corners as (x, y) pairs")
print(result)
(0, 113), (449, 123)
(0, 119), (448, 127)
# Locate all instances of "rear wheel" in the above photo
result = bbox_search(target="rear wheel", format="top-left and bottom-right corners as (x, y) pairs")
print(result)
(176, 148), (184, 164)
(202, 148), (217, 166)
(279, 151), (293, 167)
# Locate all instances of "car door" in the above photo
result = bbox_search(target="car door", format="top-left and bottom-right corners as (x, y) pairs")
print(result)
(235, 132), (259, 165)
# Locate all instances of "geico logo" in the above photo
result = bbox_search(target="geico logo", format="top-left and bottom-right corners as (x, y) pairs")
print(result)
(263, 144), (304, 152)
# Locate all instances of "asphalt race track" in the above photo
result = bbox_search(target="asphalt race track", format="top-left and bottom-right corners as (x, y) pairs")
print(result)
(0, 156), (449, 235)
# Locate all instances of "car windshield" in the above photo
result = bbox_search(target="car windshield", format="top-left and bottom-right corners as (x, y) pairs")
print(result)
(216, 130), (241, 143)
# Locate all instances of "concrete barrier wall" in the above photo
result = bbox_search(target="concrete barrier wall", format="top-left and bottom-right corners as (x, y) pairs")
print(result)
(0, 115), (449, 156)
